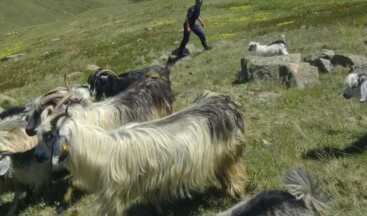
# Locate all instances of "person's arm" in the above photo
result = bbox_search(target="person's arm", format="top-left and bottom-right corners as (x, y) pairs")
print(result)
(185, 17), (191, 32)
(198, 16), (205, 28)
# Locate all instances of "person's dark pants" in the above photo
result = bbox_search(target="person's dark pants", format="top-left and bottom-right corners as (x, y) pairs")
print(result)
(178, 23), (208, 55)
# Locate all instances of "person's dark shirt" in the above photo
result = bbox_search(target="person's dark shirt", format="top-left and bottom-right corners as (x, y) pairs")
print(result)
(186, 5), (200, 26)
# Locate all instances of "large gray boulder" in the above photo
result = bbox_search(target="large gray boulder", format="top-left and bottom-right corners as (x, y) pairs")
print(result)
(280, 63), (319, 89)
(241, 53), (302, 82)
(310, 58), (334, 73)
(331, 54), (367, 67)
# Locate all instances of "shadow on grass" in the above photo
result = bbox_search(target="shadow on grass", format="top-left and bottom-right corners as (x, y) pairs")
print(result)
(127, 187), (229, 216)
(0, 176), (86, 215)
(303, 134), (367, 161)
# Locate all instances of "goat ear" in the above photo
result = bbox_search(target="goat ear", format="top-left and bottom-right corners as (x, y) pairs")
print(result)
(360, 78), (367, 103)
(0, 155), (11, 176)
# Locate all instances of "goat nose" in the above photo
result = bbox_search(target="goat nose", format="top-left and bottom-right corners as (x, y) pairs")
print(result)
(25, 128), (36, 136)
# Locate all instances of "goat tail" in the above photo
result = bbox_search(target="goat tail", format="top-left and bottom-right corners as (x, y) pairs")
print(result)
(283, 168), (329, 213)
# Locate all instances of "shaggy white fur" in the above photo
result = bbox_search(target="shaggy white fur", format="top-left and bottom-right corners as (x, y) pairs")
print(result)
(343, 72), (367, 103)
(36, 91), (246, 216)
(248, 36), (288, 57)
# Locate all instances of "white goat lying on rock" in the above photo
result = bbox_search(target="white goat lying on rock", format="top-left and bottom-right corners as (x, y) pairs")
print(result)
(248, 35), (288, 57)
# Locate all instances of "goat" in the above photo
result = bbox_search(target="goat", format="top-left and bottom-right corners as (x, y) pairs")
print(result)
(343, 65), (367, 102)
(87, 64), (169, 101)
(0, 116), (52, 216)
(26, 71), (174, 136)
(24, 84), (92, 136)
(248, 35), (288, 57)
(28, 72), (174, 212)
(34, 90), (247, 216)
(217, 168), (329, 216)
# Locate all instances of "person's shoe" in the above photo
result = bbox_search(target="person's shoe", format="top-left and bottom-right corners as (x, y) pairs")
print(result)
(204, 45), (213, 51)
(177, 52), (188, 58)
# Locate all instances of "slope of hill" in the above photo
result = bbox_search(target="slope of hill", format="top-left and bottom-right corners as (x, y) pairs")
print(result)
(1, 0), (367, 215)
(0, 0), (126, 32)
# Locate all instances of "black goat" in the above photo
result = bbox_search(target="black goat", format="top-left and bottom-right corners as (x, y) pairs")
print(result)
(87, 65), (170, 101)
(0, 106), (25, 120)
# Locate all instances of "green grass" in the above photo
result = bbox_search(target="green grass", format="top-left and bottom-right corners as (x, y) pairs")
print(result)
(1, 0), (367, 215)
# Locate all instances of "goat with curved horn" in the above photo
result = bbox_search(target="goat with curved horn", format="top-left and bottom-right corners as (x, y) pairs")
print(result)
(88, 65), (170, 101)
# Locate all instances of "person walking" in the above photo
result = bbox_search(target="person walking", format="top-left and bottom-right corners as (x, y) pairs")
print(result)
(177, 0), (212, 57)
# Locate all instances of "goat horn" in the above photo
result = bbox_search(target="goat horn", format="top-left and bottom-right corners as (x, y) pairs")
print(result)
(53, 92), (74, 114)
(65, 101), (72, 117)
(64, 74), (70, 91)
(99, 69), (120, 79)
(39, 92), (70, 106)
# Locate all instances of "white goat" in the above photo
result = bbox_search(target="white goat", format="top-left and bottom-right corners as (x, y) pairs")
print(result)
(248, 35), (288, 57)
(34, 91), (247, 216)
(343, 71), (367, 103)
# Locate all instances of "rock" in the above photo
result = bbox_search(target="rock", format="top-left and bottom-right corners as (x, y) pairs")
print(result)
(0, 95), (18, 108)
(51, 38), (61, 42)
(137, 38), (144, 43)
(303, 54), (319, 63)
(310, 58), (334, 73)
(319, 49), (335, 60)
(0, 107), (4, 113)
(331, 54), (367, 67)
(0, 53), (25, 62)
(86, 64), (101, 72)
(280, 63), (319, 89)
(241, 53), (302, 82)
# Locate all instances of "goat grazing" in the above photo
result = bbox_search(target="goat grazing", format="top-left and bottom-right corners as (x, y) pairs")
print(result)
(34, 90), (246, 216)
(217, 168), (329, 216)
(343, 65), (367, 103)
(87, 64), (169, 101)
(248, 35), (288, 57)
(0, 115), (52, 216)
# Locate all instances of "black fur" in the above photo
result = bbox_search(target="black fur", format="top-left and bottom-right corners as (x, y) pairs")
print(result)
(267, 40), (286, 46)
(88, 65), (170, 101)
(230, 190), (306, 216)
(0, 106), (25, 120)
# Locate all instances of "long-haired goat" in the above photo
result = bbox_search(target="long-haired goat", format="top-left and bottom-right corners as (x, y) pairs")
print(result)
(0, 115), (52, 216)
(24, 84), (92, 136)
(249, 35), (288, 57)
(343, 65), (367, 103)
(34, 90), (247, 216)
(26, 72), (174, 136)
(217, 168), (329, 216)
(28, 72), (174, 212)
(87, 64), (169, 101)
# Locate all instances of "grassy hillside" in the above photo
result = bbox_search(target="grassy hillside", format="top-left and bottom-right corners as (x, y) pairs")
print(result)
(0, 0), (126, 33)
(1, 0), (367, 215)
